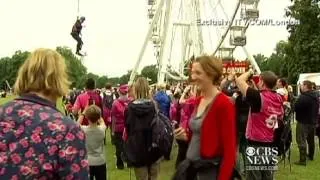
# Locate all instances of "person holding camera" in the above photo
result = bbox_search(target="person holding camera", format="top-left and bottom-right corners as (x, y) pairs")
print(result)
(235, 70), (284, 180)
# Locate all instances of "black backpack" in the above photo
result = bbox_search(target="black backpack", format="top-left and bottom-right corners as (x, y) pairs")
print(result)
(103, 93), (114, 109)
(123, 103), (173, 166)
(151, 111), (174, 159)
(123, 102), (158, 166)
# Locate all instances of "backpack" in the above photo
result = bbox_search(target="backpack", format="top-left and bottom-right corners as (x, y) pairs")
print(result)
(151, 111), (174, 159)
(103, 93), (114, 109)
(123, 102), (173, 166)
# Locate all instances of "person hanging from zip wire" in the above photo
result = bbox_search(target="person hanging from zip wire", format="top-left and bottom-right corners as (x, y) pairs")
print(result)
(71, 16), (85, 56)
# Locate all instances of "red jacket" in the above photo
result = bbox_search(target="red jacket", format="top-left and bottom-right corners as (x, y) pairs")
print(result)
(186, 93), (236, 180)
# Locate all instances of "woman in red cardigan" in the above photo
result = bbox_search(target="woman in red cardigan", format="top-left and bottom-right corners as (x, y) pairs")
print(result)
(173, 55), (237, 180)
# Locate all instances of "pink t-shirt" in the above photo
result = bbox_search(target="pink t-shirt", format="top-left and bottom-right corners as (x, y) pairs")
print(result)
(73, 91), (102, 125)
(180, 96), (197, 129)
(246, 91), (284, 142)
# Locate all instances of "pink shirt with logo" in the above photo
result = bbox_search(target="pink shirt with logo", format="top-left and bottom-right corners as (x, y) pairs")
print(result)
(246, 90), (284, 142)
(73, 91), (102, 125)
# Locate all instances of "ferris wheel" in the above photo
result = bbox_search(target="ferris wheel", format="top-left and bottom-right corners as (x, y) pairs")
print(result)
(129, 0), (262, 85)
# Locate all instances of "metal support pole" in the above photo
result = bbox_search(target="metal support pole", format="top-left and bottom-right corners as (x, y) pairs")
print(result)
(242, 46), (261, 74)
(181, 26), (190, 75)
(240, 0), (261, 74)
(188, 0), (198, 56)
(212, 0), (241, 56)
(129, 0), (166, 84)
(157, 0), (173, 85)
(195, 0), (204, 54)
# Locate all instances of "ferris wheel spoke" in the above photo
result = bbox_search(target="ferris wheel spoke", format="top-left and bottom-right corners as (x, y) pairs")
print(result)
(131, 0), (263, 84)
(209, 0), (221, 11)
(201, 0), (214, 52)
(219, 3), (230, 22)
(212, 0), (241, 56)
(206, 0), (225, 44)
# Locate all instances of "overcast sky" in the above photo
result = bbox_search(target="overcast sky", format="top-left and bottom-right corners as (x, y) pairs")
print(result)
(0, 0), (291, 77)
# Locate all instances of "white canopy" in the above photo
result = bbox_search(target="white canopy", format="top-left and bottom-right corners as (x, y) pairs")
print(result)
(297, 73), (320, 85)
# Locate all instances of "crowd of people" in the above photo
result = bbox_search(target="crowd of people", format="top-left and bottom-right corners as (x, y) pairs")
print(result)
(0, 48), (319, 180)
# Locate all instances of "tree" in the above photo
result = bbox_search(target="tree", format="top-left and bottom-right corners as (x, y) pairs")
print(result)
(0, 51), (29, 89)
(86, 73), (99, 82)
(266, 41), (288, 76)
(119, 70), (132, 85)
(0, 47), (89, 90)
(284, 0), (320, 83)
(108, 77), (121, 86)
(253, 53), (268, 71)
(96, 76), (109, 88)
(141, 65), (158, 84)
(56, 46), (87, 88)
(0, 46), (164, 90)
(253, 41), (289, 77)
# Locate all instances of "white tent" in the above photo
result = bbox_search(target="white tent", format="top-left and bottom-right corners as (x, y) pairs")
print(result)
(297, 73), (320, 85)
(296, 73), (320, 95)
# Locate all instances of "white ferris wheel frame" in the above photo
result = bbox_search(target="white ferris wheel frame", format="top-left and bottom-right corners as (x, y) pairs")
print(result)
(129, 0), (261, 85)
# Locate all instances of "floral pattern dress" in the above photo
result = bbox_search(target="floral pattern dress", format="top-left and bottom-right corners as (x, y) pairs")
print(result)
(0, 94), (89, 180)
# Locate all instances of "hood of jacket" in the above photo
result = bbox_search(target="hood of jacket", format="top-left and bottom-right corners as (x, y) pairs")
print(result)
(129, 99), (156, 117)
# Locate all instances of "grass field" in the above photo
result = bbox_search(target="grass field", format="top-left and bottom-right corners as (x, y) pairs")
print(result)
(1, 95), (320, 180)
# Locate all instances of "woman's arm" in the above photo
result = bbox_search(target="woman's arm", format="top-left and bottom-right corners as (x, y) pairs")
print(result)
(179, 85), (191, 104)
(77, 113), (84, 125)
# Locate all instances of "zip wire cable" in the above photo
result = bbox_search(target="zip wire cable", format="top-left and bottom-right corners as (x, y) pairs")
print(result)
(77, 0), (80, 18)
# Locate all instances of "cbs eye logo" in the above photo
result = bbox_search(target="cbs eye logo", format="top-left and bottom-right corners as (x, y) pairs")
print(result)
(246, 147), (256, 156)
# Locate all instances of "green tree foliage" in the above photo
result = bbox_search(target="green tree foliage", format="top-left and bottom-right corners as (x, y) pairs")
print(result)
(254, 53), (268, 71)
(96, 76), (109, 88)
(119, 70), (132, 85)
(284, 0), (320, 83)
(86, 73), (99, 82)
(0, 46), (178, 89)
(254, 41), (289, 78)
(253, 1), (320, 84)
(141, 64), (158, 84)
(0, 51), (29, 89)
(107, 77), (120, 86)
(0, 47), (89, 90)
(56, 47), (87, 89)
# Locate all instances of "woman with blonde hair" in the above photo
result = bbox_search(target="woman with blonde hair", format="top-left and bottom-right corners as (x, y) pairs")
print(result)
(123, 77), (162, 180)
(0, 48), (89, 179)
(173, 55), (237, 180)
